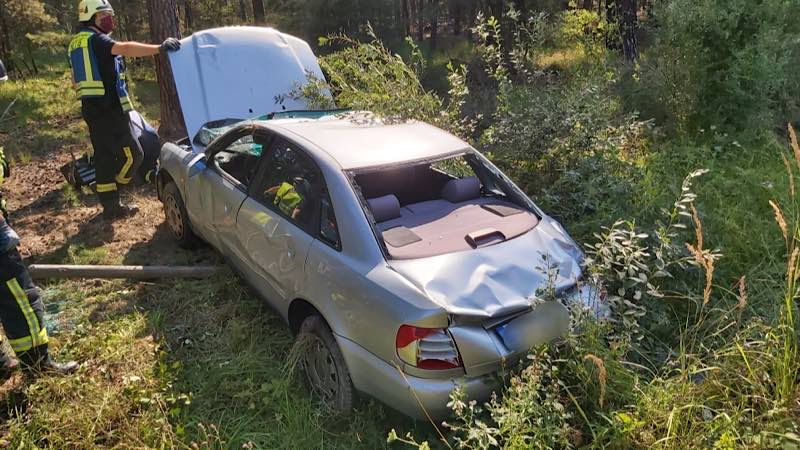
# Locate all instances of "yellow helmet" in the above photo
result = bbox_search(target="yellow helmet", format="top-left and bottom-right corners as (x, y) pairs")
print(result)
(78, 0), (113, 22)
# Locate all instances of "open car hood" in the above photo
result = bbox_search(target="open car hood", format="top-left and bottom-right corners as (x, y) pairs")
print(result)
(168, 27), (326, 144)
(389, 217), (589, 319)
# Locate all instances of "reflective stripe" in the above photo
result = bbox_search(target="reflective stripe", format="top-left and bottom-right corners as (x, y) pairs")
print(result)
(8, 328), (47, 353)
(77, 87), (106, 96)
(120, 96), (133, 112)
(82, 43), (94, 83)
(9, 336), (32, 353)
(6, 278), (44, 349)
(115, 147), (133, 184)
(96, 183), (117, 193)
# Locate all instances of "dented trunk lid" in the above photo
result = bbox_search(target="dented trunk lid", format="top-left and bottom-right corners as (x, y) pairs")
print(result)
(389, 216), (583, 375)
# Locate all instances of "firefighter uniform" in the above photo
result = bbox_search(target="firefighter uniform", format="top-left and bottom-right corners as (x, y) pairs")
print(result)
(0, 152), (77, 375)
(68, 27), (143, 212)
(0, 227), (49, 360)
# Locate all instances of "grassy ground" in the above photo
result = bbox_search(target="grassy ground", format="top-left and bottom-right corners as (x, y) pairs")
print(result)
(0, 57), (437, 449)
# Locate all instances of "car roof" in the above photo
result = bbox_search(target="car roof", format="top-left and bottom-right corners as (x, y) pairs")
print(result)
(261, 114), (470, 170)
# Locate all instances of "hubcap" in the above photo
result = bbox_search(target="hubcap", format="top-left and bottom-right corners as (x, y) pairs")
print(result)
(302, 335), (339, 406)
(164, 194), (184, 239)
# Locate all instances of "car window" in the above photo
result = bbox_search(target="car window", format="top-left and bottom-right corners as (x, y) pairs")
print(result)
(256, 138), (322, 233)
(212, 133), (264, 187)
(319, 193), (340, 249)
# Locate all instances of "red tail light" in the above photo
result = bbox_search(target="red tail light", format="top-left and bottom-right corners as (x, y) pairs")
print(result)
(396, 325), (463, 370)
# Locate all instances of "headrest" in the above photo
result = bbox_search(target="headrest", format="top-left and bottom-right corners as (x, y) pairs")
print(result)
(367, 194), (401, 223)
(442, 176), (481, 203)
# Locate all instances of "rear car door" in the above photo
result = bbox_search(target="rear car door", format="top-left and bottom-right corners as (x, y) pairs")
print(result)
(235, 135), (323, 303)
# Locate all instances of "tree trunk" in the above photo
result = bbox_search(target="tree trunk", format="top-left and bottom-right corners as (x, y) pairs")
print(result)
(417, 0), (425, 42)
(606, 0), (637, 61)
(619, 0), (638, 61)
(184, 0), (194, 30)
(582, 0), (593, 9)
(252, 0), (265, 24)
(449, 0), (462, 36)
(239, 0), (248, 21)
(147, 0), (188, 141)
(0, 1), (12, 72)
(402, 0), (411, 36)
(430, 1), (438, 48)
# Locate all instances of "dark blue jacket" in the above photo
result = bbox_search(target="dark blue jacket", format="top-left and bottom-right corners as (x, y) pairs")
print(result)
(0, 217), (19, 255)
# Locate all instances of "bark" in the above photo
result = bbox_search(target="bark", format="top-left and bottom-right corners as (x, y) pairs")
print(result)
(0, 1), (12, 71)
(449, 0), (462, 36)
(239, 0), (248, 21)
(146, 0), (188, 141)
(184, 0), (194, 30)
(252, 0), (266, 25)
(582, 0), (593, 9)
(429, 0), (438, 47)
(417, 0), (425, 42)
(619, 0), (638, 61)
(402, 0), (411, 36)
(607, 0), (638, 61)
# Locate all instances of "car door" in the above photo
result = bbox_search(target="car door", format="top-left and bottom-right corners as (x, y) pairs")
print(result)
(235, 135), (321, 303)
(196, 128), (268, 255)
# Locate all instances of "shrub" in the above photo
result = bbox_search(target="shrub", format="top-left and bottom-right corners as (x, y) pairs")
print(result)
(635, 0), (800, 131)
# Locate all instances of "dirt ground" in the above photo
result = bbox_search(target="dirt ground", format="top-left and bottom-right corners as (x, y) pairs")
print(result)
(3, 150), (218, 267)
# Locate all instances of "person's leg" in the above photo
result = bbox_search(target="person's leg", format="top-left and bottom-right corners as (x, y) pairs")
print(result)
(86, 116), (122, 214)
(0, 248), (77, 375)
(113, 113), (144, 187)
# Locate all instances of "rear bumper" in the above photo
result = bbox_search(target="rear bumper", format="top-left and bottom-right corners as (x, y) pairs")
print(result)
(337, 335), (497, 419)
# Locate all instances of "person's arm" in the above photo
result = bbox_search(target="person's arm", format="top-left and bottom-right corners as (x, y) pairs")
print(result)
(111, 41), (160, 58)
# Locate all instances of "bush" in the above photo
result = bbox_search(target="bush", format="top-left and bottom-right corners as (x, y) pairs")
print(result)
(634, 0), (800, 131)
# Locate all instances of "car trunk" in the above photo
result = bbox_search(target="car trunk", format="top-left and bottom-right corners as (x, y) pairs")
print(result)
(388, 217), (585, 375)
(167, 26), (328, 149)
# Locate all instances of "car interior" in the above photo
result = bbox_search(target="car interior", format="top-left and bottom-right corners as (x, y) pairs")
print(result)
(355, 155), (540, 259)
(213, 135), (263, 186)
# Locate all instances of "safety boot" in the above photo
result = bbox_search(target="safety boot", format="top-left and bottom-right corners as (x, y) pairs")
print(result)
(102, 202), (139, 221)
(19, 345), (78, 376)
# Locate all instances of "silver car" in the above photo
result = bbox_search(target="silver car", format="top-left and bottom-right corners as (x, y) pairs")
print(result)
(158, 27), (600, 418)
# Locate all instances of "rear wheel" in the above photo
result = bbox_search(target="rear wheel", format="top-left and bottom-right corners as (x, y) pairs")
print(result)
(162, 181), (198, 248)
(297, 315), (354, 415)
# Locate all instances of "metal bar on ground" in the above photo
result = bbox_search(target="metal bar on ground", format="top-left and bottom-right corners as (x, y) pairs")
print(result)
(28, 264), (224, 280)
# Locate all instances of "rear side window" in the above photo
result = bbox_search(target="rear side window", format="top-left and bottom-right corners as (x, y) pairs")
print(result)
(319, 193), (340, 249)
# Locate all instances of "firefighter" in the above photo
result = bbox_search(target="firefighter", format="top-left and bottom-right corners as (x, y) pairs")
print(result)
(0, 151), (78, 378)
(68, 0), (181, 220)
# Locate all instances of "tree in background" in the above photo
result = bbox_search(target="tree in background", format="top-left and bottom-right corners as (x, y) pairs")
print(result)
(252, 0), (266, 25)
(0, 0), (56, 74)
(146, 0), (187, 140)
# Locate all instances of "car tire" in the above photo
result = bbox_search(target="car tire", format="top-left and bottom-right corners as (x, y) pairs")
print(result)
(162, 181), (198, 249)
(298, 315), (354, 415)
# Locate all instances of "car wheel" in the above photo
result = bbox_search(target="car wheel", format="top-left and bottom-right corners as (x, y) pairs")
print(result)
(298, 315), (354, 415)
(162, 181), (198, 248)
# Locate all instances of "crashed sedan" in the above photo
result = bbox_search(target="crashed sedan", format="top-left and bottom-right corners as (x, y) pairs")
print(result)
(157, 27), (600, 418)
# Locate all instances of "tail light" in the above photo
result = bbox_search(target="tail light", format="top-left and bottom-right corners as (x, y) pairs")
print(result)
(395, 325), (463, 370)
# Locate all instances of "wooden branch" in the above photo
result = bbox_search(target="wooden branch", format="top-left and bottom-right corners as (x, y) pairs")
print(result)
(28, 264), (223, 280)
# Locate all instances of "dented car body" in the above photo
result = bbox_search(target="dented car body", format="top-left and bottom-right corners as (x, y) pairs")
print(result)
(158, 27), (600, 418)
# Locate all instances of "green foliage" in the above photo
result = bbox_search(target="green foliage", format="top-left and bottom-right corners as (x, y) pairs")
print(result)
(634, 0), (800, 130)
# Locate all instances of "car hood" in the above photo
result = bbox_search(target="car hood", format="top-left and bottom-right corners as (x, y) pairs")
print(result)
(168, 27), (326, 144)
(388, 216), (585, 319)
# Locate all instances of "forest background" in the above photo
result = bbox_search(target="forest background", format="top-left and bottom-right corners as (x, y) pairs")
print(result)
(1, 0), (800, 448)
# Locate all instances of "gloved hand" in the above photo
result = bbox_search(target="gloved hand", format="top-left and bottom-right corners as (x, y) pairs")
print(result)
(160, 38), (181, 53)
